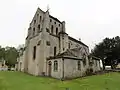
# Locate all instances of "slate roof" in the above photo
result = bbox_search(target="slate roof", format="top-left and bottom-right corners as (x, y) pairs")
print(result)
(47, 49), (82, 60)
(57, 49), (77, 57)
(49, 15), (62, 24)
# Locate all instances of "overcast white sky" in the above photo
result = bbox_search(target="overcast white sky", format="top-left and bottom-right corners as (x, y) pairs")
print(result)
(0, 0), (120, 50)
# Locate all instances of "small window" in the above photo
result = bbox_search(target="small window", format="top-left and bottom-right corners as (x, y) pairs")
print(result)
(46, 41), (50, 46)
(50, 19), (52, 22)
(33, 46), (36, 60)
(46, 28), (49, 33)
(34, 20), (36, 24)
(37, 24), (40, 33)
(68, 42), (71, 49)
(51, 25), (53, 34)
(54, 47), (56, 56)
(37, 40), (41, 46)
(38, 24), (40, 30)
(54, 22), (56, 24)
(48, 61), (52, 65)
(54, 61), (58, 71)
(59, 24), (60, 27)
(33, 28), (35, 36)
(56, 28), (58, 35)
(40, 16), (42, 22)
(78, 61), (81, 70)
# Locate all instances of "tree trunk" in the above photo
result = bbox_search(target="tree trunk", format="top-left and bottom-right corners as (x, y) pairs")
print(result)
(110, 60), (115, 69)
(111, 65), (114, 69)
(102, 60), (105, 70)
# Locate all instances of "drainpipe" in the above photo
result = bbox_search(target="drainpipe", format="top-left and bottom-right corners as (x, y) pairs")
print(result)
(62, 58), (64, 80)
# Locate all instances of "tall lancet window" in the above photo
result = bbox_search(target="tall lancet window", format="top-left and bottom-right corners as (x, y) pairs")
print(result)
(83, 54), (86, 66)
(56, 27), (58, 35)
(54, 61), (58, 71)
(78, 61), (81, 70)
(37, 24), (40, 33)
(54, 47), (56, 56)
(33, 46), (36, 60)
(33, 28), (35, 36)
(51, 25), (53, 34)
(68, 42), (71, 49)
(40, 16), (42, 22)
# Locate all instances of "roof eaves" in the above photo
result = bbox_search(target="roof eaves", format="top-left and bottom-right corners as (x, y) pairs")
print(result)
(49, 15), (62, 24)
(68, 36), (88, 47)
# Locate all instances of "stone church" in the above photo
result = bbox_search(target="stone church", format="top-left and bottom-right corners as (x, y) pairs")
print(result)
(17, 7), (101, 79)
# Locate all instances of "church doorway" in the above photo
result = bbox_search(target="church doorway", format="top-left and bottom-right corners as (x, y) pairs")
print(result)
(48, 61), (52, 76)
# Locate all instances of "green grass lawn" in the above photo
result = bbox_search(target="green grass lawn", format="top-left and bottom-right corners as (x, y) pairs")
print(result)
(0, 71), (120, 90)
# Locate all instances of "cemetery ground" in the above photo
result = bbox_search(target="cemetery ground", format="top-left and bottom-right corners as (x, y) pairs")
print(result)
(0, 71), (120, 90)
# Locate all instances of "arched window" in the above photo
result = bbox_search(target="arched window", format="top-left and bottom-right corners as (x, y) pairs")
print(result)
(68, 42), (71, 49)
(83, 54), (86, 66)
(33, 46), (36, 60)
(37, 24), (40, 33)
(54, 61), (58, 71)
(59, 24), (60, 27)
(56, 27), (58, 35)
(78, 61), (81, 70)
(48, 61), (52, 65)
(51, 25), (53, 34)
(33, 28), (35, 36)
(40, 16), (42, 22)
(54, 47), (56, 56)
(37, 14), (39, 17)
(50, 19), (52, 22)
(38, 24), (40, 30)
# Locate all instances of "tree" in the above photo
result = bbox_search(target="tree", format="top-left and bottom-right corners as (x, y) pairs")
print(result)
(91, 36), (120, 70)
(0, 46), (5, 60)
(0, 45), (20, 67)
(5, 47), (19, 67)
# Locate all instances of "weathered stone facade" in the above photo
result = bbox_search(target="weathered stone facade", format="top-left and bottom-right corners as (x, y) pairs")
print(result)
(16, 52), (25, 72)
(17, 7), (101, 79)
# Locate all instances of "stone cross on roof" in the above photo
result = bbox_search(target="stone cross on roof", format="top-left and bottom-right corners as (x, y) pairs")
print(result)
(47, 5), (50, 11)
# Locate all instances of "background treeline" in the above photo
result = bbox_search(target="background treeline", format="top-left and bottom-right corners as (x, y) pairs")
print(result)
(0, 44), (24, 67)
(91, 36), (120, 69)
